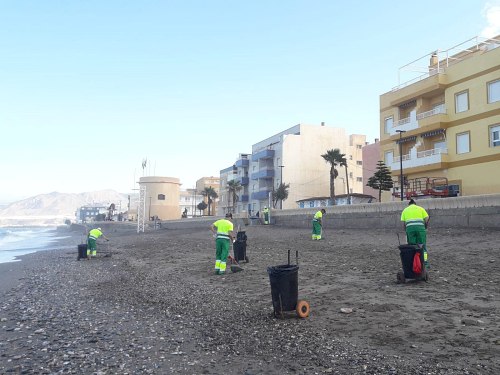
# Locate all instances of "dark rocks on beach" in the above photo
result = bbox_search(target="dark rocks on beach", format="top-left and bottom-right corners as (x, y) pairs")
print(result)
(0, 225), (499, 374)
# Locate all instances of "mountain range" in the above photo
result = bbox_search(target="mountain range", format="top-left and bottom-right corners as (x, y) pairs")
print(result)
(0, 190), (130, 226)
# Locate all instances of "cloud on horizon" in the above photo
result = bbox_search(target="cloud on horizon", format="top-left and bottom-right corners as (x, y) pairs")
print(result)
(481, 2), (500, 37)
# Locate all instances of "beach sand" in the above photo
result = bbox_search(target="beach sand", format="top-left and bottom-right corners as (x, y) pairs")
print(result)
(0, 224), (499, 374)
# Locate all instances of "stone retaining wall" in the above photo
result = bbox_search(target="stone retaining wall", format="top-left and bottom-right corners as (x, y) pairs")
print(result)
(84, 194), (500, 232)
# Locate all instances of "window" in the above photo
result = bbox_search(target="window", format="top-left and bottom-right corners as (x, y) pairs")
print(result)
(384, 150), (394, 165)
(158, 194), (165, 200)
(433, 141), (446, 150)
(356, 144), (362, 149)
(356, 161), (363, 165)
(349, 172), (353, 178)
(356, 177), (363, 182)
(456, 132), (470, 154)
(490, 125), (500, 147)
(488, 79), (500, 103)
(455, 91), (469, 113)
(384, 117), (393, 134)
(349, 155), (353, 160)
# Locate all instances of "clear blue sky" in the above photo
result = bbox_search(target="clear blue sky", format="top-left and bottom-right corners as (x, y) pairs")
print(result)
(1, 0), (499, 203)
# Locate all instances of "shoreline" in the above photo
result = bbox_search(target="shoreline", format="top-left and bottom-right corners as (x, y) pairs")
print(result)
(0, 226), (81, 294)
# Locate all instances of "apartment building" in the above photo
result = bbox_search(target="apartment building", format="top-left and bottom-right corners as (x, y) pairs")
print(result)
(179, 188), (204, 218)
(219, 124), (366, 214)
(218, 154), (251, 216)
(196, 176), (220, 215)
(380, 35), (500, 200)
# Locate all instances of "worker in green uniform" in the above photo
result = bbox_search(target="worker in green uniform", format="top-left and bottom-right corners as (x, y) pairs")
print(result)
(263, 207), (270, 225)
(312, 208), (326, 240)
(401, 199), (430, 268)
(210, 213), (235, 275)
(87, 227), (109, 258)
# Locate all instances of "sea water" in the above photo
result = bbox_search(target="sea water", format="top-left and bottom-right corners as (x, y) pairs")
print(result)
(0, 226), (69, 264)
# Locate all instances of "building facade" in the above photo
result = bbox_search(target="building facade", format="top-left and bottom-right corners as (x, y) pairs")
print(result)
(228, 123), (367, 213)
(362, 138), (381, 200)
(179, 188), (204, 218)
(196, 176), (220, 216)
(380, 35), (500, 200)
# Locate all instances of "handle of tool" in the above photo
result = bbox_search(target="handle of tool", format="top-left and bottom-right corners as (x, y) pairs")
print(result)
(288, 249), (290, 265)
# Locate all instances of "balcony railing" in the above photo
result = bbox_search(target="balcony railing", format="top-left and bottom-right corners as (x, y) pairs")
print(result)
(392, 147), (448, 170)
(416, 106), (446, 120)
(391, 106), (447, 136)
(236, 176), (249, 185)
(235, 158), (249, 168)
(251, 169), (275, 180)
(251, 149), (275, 161)
(396, 117), (411, 126)
(251, 190), (271, 200)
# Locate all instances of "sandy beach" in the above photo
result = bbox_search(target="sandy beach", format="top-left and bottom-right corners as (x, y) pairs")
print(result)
(0, 224), (499, 374)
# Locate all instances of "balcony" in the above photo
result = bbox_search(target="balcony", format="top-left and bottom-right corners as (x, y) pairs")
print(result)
(236, 176), (249, 185)
(392, 147), (448, 170)
(251, 190), (271, 200)
(390, 107), (447, 136)
(251, 169), (275, 180)
(235, 158), (249, 168)
(251, 149), (275, 161)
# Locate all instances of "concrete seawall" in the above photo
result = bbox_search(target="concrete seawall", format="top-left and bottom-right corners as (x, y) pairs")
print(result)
(164, 194), (500, 231)
(270, 194), (500, 230)
(79, 194), (500, 232)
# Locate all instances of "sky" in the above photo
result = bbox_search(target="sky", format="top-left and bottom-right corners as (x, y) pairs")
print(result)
(1, 0), (499, 203)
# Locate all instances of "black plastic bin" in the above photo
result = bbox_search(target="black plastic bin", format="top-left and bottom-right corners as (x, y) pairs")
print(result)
(267, 264), (299, 314)
(233, 241), (246, 262)
(233, 231), (248, 263)
(398, 244), (425, 280)
(77, 244), (87, 260)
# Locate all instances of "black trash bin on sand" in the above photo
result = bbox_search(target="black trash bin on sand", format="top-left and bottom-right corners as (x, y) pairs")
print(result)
(397, 244), (428, 283)
(267, 250), (310, 318)
(233, 231), (249, 263)
(77, 244), (87, 260)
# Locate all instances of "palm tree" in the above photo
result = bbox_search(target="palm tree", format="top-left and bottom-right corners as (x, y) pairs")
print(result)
(321, 148), (345, 205)
(272, 183), (290, 208)
(227, 180), (242, 214)
(201, 186), (218, 216)
(339, 156), (351, 204)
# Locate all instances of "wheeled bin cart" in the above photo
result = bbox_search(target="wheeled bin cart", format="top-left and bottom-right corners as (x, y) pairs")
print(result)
(397, 244), (428, 283)
(267, 250), (310, 318)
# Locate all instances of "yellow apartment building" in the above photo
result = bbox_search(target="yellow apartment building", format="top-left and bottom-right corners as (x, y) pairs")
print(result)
(380, 35), (500, 200)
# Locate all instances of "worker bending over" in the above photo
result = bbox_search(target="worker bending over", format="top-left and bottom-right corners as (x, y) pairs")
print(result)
(87, 227), (109, 258)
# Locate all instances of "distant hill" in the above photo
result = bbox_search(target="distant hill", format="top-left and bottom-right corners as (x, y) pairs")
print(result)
(0, 190), (130, 226)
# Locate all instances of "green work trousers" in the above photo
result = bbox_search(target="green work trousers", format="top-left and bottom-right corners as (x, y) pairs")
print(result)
(215, 238), (230, 274)
(406, 226), (428, 266)
(312, 220), (322, 240)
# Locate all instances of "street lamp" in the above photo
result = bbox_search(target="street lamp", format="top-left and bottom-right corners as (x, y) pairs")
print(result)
(278, 165), (285, 209)
(396, 130), (406, 201)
